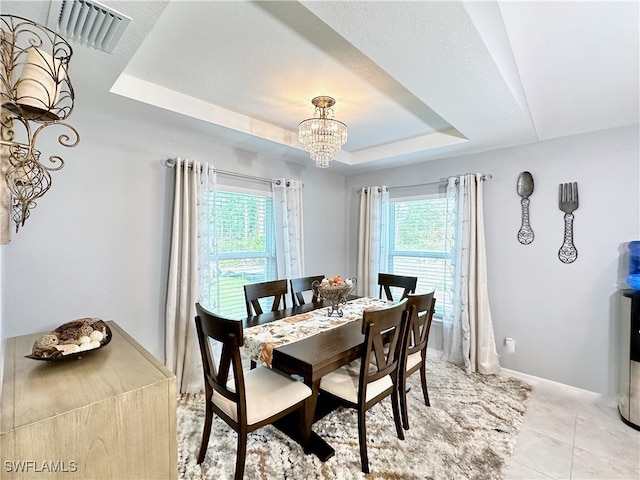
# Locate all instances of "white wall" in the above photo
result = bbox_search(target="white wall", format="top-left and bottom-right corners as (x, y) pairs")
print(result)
(0, 93), (347, 362)
(1, 79), (637, 400)
(345, 125), (639, 396)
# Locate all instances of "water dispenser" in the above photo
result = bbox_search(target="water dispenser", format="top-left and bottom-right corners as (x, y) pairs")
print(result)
(627, 241), (640, 290)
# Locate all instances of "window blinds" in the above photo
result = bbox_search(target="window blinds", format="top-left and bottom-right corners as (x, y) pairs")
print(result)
(388, 196), (452, 316)
(206, 189), (276, 318)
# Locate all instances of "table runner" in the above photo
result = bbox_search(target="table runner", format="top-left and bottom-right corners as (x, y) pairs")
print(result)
(243, 296), (390, 367)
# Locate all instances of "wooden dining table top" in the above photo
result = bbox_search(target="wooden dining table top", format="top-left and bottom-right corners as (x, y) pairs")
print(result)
(242, 296), (388, 370)
(271, 320), (365, 382)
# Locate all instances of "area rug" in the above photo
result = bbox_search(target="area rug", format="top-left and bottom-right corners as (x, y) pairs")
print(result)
(177, 357), (531, 480)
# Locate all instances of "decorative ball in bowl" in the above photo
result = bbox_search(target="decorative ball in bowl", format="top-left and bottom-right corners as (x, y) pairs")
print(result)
(26, 318), (111, 361)
(313, 276), (357, 317)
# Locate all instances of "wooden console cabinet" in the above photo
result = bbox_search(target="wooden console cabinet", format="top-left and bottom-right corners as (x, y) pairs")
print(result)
(1, 321), (177, 479)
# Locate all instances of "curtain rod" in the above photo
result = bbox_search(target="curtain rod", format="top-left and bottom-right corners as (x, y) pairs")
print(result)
(387, 173), (492, 191)
(164, 158), (282, 185)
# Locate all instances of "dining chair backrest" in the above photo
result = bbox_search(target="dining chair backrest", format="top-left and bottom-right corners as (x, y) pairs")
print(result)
(289, 275), (325, 307)
(194, 303), (246, 417)
(317, 297), (411, 473)
(360, 298), (411, 403)
(404, 292), (436, 358)
(244, 279), (288, 317)
(378, 273), (417, 301)
(194, 303), (312, 480)
(398, 292), (437, 430)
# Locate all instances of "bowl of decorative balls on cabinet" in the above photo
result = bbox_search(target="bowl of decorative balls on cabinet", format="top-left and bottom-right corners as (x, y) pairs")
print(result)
(27, 318), (112, 361)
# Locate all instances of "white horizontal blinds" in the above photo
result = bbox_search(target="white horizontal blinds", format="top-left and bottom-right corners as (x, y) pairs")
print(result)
(388, 194), (452, 316)
(207, 187), (276, 318)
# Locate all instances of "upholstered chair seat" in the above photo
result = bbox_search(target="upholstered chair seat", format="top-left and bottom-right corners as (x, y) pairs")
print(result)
(320, 359), (393, 405)
(404, 351), (423, 371)
(213, 367), (312, 425)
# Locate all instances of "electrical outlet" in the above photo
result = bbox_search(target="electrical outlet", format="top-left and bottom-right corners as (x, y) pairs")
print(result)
(504, 337), (515, 354)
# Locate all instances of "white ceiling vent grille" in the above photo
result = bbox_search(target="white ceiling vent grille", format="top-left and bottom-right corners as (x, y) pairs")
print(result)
(47, 0), (131, 53)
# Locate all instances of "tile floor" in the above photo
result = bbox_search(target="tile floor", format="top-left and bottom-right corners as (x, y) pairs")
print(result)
(504, 379), (640, 480)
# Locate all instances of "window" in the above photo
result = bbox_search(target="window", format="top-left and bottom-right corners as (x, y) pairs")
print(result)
(205, 187), (276, 318)
(387, 193), (452, 318)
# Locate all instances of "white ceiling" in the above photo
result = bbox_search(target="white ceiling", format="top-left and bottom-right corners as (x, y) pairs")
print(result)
(3, 0), (639, 174)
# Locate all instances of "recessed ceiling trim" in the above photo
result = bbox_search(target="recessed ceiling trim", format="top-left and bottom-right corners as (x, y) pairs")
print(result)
(110, 73), (303, 151)
(350, 129), (468, 165)
(47, 0), (131, 53)
(111, 73), (475, 167)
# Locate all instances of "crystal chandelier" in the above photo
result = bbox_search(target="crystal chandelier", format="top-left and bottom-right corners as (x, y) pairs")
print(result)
(298, 96), (347, 168)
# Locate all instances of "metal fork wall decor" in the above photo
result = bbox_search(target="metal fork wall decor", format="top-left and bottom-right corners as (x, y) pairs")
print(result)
(558, 182), (579, 263)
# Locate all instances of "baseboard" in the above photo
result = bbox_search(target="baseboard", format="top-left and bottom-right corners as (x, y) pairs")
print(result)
(500, 367), (610, 405)
(426, 347), (613, 407)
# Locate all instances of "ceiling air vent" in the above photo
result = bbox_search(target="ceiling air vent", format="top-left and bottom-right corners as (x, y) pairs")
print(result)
(46, 0), (131, 53)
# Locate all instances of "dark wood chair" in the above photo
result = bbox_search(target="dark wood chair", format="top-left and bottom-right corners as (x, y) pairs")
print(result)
(319, 299), (411, 473)
(289, 275), (325, 307)
(399, 292), (436, 430)
(194, 303), (312, 480)
(378, 273), (417, 301)
(243, 279), (288, 317)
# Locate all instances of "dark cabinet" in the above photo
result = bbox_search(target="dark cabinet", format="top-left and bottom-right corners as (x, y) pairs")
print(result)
(619, 289), (640, 429)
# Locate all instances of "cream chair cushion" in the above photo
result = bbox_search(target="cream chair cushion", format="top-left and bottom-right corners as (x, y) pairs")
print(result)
(212, 366), (311, 426)
(405, 351), (423, 371)
(320, 359), (393, 404)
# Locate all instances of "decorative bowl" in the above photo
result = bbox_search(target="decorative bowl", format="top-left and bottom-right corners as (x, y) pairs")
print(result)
(26, 318), (112, 361)
(313, 277), (357, 317)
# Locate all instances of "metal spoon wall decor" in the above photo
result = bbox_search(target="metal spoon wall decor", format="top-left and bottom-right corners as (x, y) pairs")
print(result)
(516, 171), (535, 244)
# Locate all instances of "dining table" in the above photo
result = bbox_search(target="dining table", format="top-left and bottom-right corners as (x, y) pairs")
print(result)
(242, 296), (390, 461)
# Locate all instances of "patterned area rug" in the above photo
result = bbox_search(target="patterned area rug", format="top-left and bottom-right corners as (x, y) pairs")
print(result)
(177, 357), (531, 480)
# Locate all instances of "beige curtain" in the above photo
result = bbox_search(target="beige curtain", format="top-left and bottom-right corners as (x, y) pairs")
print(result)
(357, 186), (389, 297)
(442, 174), (500, 374)
(273, 179), (304, 279)
(165, 157), (215, 394)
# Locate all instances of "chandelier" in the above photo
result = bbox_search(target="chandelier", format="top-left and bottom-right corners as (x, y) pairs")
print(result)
(298, 96), (347, 168)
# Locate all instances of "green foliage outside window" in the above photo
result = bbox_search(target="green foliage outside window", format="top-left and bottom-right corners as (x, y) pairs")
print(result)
(215, 191), (270, 253)
(393, 198), (448, 252)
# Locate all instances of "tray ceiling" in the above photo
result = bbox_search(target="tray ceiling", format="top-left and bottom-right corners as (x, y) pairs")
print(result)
(3, 1), (638, 173)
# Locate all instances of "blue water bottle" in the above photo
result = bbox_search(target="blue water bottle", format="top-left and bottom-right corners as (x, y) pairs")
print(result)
(628, 241), (640, 290)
